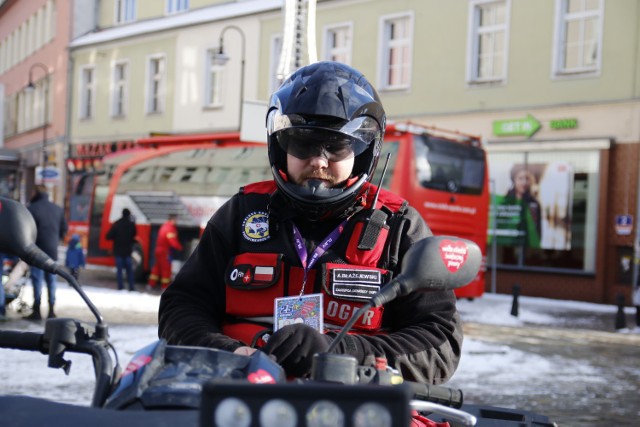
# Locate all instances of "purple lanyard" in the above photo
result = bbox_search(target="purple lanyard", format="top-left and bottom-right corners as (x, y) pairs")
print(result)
(292, 218), (349, 296)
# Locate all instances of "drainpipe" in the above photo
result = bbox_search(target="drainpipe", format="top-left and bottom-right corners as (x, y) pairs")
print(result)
(633, 0), (640, 315)
(633, 151), (640, 309)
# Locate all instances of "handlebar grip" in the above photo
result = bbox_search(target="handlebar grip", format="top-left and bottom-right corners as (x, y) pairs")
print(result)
(0, 330), (44, 352)
(406, 381), (463, 409)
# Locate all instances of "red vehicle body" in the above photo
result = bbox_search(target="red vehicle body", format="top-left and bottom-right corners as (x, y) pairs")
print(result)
(68, 125), (489, 298)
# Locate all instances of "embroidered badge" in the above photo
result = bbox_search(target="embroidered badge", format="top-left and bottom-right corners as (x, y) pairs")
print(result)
(331, 268), (382, 301)
(242, 211), (269, 242)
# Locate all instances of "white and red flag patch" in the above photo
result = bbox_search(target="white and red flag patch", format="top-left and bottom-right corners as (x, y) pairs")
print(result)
(254, 266), (275, 282)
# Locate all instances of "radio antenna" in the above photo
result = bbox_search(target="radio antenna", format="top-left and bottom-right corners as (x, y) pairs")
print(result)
(371, 153), (391, 208)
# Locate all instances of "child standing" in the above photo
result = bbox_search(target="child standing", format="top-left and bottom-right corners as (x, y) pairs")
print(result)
(65, 234), (86, 281)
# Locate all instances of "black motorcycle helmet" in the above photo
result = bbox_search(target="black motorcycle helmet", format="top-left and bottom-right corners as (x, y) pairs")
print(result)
(266, 61), (386, 220)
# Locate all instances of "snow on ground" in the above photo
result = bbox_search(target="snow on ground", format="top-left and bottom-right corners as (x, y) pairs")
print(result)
(0, 284), (638, 408)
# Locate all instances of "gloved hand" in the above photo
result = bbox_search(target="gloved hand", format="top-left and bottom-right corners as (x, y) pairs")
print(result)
(262, 323), (331, 377)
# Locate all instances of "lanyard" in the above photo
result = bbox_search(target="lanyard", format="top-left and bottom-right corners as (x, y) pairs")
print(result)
(292, 218), (349, 297)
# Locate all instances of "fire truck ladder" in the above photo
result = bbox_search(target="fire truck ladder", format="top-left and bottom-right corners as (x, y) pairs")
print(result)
(127, 191), (197, 227)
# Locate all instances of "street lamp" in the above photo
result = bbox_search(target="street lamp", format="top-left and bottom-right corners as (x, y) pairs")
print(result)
(212, 25), (246, 131)
(26, 62), (50, 168)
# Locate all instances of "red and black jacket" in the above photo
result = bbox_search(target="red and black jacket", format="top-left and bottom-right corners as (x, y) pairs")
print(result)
(159, 181), (463, 384)
(222, 181), (407, 347)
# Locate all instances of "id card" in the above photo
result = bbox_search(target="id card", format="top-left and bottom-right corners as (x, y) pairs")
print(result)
(273, 293), (323, 333)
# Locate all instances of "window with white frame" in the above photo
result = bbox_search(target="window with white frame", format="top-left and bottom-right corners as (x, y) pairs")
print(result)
(379, 13), (413, 90)
(467, 0), (510, 83)
(323, 23), (352, 64)
(166, 0), (189, 14)
(269, 34), (283, 93)
(3, 93), (18, 138)
(79, 67), (95, 120)
(146, 56), (165, 114)
(205, 49), (223, 108)
(553, 0), (603, 75)
(111, 61), (128, 117)
(115, 0), (136, 24)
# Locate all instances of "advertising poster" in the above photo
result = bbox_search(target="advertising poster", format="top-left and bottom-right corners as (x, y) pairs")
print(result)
(490, 161), (574, 250)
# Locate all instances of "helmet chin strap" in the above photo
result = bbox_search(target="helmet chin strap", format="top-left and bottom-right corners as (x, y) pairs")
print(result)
(303, 179), (328, 195)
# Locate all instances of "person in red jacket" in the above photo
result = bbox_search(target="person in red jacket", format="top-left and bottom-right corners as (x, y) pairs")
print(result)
(148, 214), (183, 289)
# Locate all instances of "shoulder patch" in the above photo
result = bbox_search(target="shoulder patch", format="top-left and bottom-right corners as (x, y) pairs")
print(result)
(242, 211), (270, 242)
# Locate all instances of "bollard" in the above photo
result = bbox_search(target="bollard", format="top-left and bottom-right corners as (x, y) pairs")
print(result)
(614, 294), (627, 330)
(510, 283), (520, 317)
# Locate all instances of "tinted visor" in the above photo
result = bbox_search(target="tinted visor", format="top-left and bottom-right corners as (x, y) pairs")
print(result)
(268, 112), (381, 162)
(277, 128), (364, 161)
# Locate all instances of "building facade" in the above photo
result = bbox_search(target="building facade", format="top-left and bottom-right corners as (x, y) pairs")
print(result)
(6, 0), (640, 304)
(0, 0), (78, 205)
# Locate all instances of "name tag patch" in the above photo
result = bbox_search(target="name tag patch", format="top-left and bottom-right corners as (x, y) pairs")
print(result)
(331, 268), (381, 300)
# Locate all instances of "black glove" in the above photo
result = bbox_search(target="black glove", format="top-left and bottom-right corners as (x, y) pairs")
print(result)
(262, 324), (331, 377)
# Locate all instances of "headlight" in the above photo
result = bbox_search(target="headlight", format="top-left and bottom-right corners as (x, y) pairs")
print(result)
(214, 397), (251, 427)
(260, 399), (297, 427)
(306, 400), (345, 427)
(201, 382), (411, 427)
(353, 402), (392, 427)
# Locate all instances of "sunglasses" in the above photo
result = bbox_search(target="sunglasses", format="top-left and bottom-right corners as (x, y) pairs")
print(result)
(277, 128), (370, 162)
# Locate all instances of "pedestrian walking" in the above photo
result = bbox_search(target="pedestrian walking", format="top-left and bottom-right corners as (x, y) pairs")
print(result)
(64, 234), (86, 281)
(148, 214), (182, 290)
(25, 185), (68, 320)
(106, 208), (137, 291)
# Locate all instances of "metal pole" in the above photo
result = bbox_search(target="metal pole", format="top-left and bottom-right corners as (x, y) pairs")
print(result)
(42, 77), (48, 168)
(490, 178), (498, 293)
(633, 148), (640, 309)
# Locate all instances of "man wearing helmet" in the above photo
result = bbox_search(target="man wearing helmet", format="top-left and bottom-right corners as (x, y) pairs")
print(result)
(159, 61), (462, 384)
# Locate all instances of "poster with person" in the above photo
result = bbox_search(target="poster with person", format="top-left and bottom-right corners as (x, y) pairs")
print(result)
(490, 161), (574, 250)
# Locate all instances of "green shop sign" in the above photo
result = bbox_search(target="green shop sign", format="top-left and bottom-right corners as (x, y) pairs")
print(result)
(550, 118), (578, 129)
(493, 114), (541, 137)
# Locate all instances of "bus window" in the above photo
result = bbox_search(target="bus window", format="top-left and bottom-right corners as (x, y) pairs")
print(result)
(414, 135), (485, 195)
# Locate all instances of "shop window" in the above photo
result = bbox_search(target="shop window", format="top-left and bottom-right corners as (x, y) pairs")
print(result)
(488, 150), (600, 272)
(616, 246), (633, 285)
(0, 170), (18, 199)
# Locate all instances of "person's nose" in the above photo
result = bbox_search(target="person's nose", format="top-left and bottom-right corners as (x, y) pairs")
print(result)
(308, 154), (329, 168)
